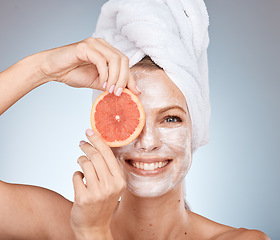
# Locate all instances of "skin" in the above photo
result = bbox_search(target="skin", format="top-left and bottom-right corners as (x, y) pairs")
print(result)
(111, 68), (192, 198)
(0, 38), (270, 240)
(0, 37), (140, 116)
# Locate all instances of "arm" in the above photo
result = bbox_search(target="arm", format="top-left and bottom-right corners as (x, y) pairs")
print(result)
(0, 38), (135, 239)
(0, 37), (140, 116)
(0, 180), (75, 240)
(0, 53), (48, 115)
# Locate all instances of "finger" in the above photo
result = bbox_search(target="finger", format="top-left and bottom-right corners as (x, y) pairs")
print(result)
(79, 141), (113, 180)
(95, 38), (131, 94)
(76, 40), (108, 86)
(96, 38), (127, 60)
(77, 155), (99, 189)
(95, 38), (141, 95)
(85, 129), (122, 177)
(72, 171), (86, 198)
(113, 55), (130, 96)
(88, 38), (121, 92)
(106, 53), (121, 94)
(127, 70), (141, 95)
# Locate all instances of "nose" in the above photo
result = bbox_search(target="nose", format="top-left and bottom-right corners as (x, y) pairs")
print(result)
(134, 122), (162, 152)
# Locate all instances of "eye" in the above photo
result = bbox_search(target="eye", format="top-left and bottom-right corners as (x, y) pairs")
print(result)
(164, 115), (182, 123)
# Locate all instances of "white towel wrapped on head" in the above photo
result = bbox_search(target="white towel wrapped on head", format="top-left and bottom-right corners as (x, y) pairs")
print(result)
(92, 0), (210, 152)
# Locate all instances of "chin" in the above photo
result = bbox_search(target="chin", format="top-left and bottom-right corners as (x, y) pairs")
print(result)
(123, 167), (186, 198)
(126, 182), (173, 198)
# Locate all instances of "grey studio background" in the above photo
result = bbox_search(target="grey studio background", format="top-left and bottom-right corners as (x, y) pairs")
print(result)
(0, 0), (279, 239)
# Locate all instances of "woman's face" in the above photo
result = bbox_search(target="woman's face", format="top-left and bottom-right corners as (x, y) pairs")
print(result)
(112, 68), (192, 198)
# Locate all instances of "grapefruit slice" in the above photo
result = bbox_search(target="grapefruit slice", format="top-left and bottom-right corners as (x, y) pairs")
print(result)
(90, 89), (145, 147)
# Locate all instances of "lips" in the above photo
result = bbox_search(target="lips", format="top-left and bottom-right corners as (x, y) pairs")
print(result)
(129, 160), (169, 170)
(125, 158), (172, 176)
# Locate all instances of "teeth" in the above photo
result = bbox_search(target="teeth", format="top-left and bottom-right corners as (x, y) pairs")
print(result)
(130, 161), (169, 171)
(144, 163), (149, 170)
(155, 162), (158, 169)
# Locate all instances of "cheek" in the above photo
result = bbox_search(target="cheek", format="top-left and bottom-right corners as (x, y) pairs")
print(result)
(159, 128), (192, 184)
(111, 144), (132, 161)
(159, 127), (192, 175)
(112, 127), (192, 158)
(159, 127), (191, 156)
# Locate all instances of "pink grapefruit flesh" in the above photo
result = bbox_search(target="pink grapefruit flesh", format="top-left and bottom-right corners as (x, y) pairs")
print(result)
(90, 89), (145, 147)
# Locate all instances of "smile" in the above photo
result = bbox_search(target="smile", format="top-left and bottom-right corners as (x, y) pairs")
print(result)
(129, 160), (169, 170)
(125, 159), (172, 176)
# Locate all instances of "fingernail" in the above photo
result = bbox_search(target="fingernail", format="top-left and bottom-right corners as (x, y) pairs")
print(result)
(109, 84), (115, 94)
(103, 82), (107, 89)
(86, 129), (94, 137)
(79, 140), (86, 146)
(136, 85), (141, 93)
(116, 87), (123, 96)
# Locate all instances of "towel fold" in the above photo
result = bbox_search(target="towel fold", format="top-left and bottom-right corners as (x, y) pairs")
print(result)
(93, 0), (210, 152)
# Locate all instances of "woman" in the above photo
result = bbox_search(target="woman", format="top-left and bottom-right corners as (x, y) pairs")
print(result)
(0, 38), (269, 239)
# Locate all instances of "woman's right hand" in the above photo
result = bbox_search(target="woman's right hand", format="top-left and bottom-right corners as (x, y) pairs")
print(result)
(70, 129), (126, 240)
(39, 37), (140, 96)
(0, 37), (139, 115)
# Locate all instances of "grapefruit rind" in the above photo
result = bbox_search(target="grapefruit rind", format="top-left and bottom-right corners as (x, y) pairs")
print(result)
(90, 89), (145, 147)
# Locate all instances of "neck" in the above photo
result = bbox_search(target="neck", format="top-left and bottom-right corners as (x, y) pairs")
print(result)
(112, 183), (190, 239)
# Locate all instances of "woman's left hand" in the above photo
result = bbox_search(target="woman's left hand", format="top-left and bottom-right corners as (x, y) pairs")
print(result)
(70, 129), (126, 240)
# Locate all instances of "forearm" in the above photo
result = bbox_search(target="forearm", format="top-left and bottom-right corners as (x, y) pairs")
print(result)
(0, 53), (49, 115)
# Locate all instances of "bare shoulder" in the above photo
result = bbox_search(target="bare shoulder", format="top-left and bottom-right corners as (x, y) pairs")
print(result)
(187, 211), (269, 240)
(0, 180), (74, 240)
(213, 228), (270, 240)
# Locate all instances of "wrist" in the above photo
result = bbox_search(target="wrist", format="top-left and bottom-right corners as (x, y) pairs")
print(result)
(19, 52), (52, 87)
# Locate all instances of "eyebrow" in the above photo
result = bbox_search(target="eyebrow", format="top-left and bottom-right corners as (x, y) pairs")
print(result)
(158, 105), (186, 114)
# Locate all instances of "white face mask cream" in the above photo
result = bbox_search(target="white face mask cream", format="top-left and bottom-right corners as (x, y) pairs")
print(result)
(112, 68), (192, 198)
